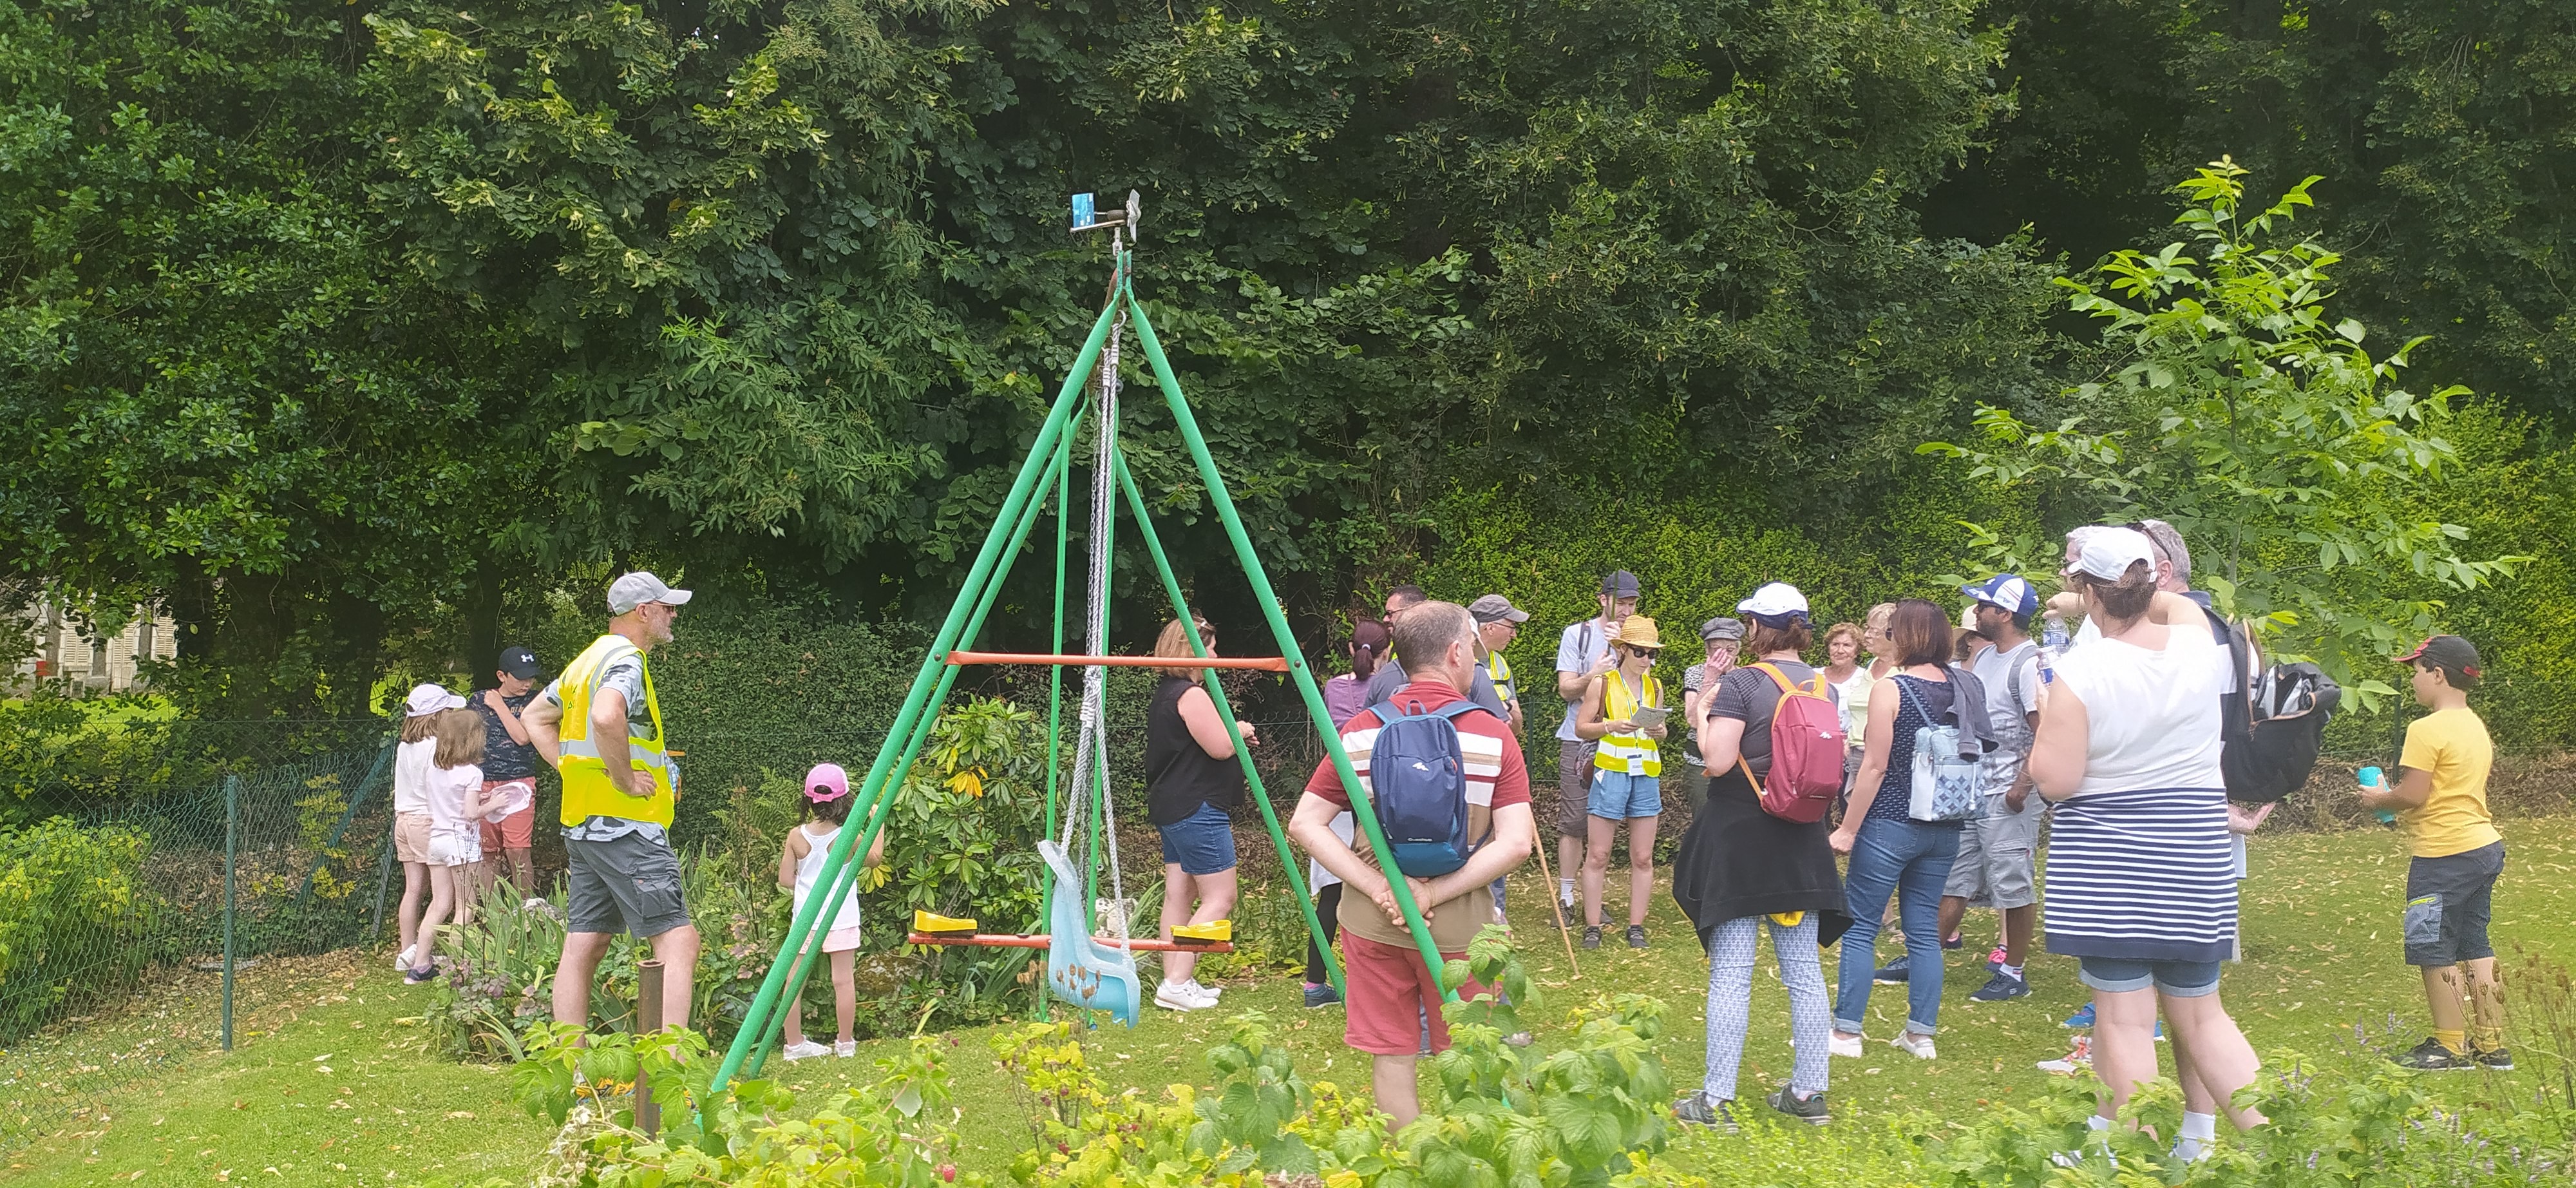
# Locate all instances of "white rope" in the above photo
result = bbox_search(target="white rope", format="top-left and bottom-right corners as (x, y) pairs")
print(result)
(1055, 243), (1133, 960)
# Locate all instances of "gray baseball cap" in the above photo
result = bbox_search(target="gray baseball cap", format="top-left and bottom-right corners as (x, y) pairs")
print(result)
(607, 571), (694, 615)
(1468, 594), (1531, 624)
(1600, 569), (1643, 597)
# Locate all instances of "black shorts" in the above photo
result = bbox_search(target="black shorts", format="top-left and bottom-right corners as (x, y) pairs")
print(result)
(565, 831), (693, 939)
(2403, 841), (2504, 967)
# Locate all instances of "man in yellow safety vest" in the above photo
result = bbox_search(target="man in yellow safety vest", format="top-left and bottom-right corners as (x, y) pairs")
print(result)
(522, 571), (701, 1031)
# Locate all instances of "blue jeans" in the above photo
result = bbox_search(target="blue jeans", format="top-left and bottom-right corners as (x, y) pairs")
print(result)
(1833, 817), (1961, 1035)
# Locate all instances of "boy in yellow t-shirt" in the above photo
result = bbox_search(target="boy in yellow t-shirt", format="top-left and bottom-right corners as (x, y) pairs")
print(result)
(2358, 635), (2508, 1071)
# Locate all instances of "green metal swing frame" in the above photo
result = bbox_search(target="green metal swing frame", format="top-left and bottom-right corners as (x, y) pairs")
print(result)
(708, 247), (1457, 1093)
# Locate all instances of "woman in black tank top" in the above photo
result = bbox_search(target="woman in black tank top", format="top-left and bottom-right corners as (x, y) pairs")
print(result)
(1143, 618), (1256, 1011)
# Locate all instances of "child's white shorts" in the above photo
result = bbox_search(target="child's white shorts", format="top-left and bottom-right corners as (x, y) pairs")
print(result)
(427, 828), (484, 868)
(800, 924), (864, 954)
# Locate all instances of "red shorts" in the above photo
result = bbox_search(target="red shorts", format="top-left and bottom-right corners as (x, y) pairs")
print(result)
(478, 780), (536, 850)
(1340, 933), (1489, 1056)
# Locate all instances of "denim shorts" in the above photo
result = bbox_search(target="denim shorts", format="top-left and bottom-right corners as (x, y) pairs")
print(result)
(1587, 769), (1662, 819)
(1157, 801), (1238, 876)
(2078, 955), (2223, 997)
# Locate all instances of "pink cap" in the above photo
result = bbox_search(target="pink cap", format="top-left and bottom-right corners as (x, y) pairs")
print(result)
(804, 763), (851, 802)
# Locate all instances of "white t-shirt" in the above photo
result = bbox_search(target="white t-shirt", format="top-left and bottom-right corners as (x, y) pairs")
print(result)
(392, 737), (436, 815)
(1971, 640), (2043, 794)
(1553, 618), (1615, 742)
(422, 761), (485, 831)
(1307, 811), (1358, 890)
(2052, 631), (2226, 796)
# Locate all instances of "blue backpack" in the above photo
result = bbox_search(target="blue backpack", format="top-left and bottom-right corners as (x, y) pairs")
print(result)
(1363, 698), (1482, 876)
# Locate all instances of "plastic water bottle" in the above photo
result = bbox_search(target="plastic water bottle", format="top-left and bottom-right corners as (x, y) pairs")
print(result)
(2358, 766), (2397, 825)
(2042, 615), (2071, 656)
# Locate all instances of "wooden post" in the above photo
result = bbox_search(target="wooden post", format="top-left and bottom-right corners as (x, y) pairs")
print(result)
(635, 959), (663, 1137)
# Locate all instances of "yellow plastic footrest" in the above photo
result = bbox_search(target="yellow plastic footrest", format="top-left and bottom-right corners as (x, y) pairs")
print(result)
(1171, 919), (1231, 946)
(913, 910), (980, 937)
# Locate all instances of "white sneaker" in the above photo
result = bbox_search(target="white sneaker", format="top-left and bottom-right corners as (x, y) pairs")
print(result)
(1892, 1031), (1937, 1060)
(1154, 981), (1213, 1011)
(781, 1040), (831, 1062)
(833, 1040), (857, 1058)
(1828, 1032), (1864, 1059)
(394, 945), (414, 970)
(1195, 980), (1224, 1001)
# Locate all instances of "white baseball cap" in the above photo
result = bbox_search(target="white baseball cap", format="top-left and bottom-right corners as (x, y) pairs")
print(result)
(1735, 582), (1810, 626)
(2069, 528), (2156, 583)
(404, 683), (466, 717)
(607, 571), (694, 615)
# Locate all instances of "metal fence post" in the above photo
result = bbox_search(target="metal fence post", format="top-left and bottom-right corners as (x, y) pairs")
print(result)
(222, 773), (240, 1052)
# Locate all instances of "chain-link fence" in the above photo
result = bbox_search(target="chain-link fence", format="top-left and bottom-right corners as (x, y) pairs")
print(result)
(0, 735), (396, 1149)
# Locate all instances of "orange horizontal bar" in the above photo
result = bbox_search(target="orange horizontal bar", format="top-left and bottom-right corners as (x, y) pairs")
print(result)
(905, 932), (1233, 953)
(945, 651), (1289, 671)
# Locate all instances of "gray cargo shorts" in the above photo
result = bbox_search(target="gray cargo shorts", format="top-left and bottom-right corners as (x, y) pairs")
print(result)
(1555, 738), (1596, 839)
(1942, 792), (2043, 909)
(565, 831), (694, 939)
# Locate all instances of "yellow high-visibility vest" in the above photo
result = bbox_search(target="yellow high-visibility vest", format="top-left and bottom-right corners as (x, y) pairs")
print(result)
(554, 633), (674, 828)
(1487, 651), (1517, 706)
(1593, 669), (1663, 777)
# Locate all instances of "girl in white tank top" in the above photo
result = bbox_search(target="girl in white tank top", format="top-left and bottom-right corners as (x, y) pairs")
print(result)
(772, 763), (884, 1059)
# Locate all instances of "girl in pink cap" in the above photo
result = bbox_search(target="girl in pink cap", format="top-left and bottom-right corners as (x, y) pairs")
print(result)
(773, 763), (886, 1059)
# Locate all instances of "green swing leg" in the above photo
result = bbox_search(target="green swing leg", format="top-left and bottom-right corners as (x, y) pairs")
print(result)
(1036, 415), (1075, 1022)
(710, 299), (1119, 1098)
(743, 405), (1088, 1079)
(1114, 451), (1344, 995)
(1125, 289), (1457, 1001)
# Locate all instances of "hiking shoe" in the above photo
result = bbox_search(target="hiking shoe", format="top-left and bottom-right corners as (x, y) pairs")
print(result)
(1766, 1086), (1830, 1126)
(1672, 1091), (1737, 1133)
(1872, 955), (1911, 984)
(1985, 946), (2008, 970)
(1581, 926), (1602, 950)
(1303, 982), (1343, 1009)
(780, 1040), (830, 1062)
(2392, 1036), (2474, 1071)
(2474, 1045), (2515, 1071)
(1625, 925), (1649, 949)
(1891, 1031), (1937, 1060)
(403, 964), (440, 985)
(1828, 1031), (1864, 1059)
(2062, 1002), (2096, 1028)
(2038, 1035), (2092, 1074)
(1968, 970), (2031, 1002)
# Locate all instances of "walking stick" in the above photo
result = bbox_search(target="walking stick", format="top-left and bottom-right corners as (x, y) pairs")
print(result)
(1531, 827), (1582, 979)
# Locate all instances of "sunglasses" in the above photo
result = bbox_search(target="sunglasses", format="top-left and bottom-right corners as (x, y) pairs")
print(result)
(1627, 647), (1662, 659)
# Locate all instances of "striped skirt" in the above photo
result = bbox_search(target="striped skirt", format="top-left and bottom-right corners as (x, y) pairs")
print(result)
(2042, 785), (2237, 963)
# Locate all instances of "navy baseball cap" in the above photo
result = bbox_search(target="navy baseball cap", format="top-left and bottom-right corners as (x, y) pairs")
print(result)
(1960, 574), (2039, 617)
(497, 646), (543, 680)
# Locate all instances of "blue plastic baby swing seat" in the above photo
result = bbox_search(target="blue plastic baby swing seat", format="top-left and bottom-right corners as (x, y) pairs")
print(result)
(1037, 839), (1139, 1026)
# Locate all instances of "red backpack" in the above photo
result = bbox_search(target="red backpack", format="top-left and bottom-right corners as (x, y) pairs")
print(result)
(1736, 662), (1848, 824)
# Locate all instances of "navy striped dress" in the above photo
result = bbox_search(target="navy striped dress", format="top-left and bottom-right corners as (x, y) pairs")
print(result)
(2041, 632), (2237, 963)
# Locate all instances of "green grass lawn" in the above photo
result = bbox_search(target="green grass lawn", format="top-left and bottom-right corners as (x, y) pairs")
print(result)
(9, 817), (2572, 1185)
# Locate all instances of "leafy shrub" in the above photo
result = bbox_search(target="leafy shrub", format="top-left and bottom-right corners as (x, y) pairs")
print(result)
(509, 1022), (981, 1188)
(0, 817), (154, 1042)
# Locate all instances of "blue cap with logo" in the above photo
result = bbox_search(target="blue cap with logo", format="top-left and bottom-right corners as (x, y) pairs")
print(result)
(1960, 573), (2038, 617)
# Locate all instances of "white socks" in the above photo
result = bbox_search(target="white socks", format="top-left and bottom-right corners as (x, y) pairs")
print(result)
(1558, 877), (1575, 904)
(2172, 1111), (2217, 1162)
(1999, 963), (2024, 980)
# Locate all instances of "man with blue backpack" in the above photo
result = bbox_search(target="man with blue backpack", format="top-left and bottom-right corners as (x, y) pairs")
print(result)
(1290, 600), (1539, 1130)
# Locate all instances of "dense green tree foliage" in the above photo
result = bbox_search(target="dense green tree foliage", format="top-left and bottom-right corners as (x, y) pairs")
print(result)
(6, 0), (2575, 727)
(1929, 0), (2576, 417)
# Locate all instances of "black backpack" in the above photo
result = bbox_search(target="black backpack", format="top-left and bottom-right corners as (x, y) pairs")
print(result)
(2209, 609), (2341, 803)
